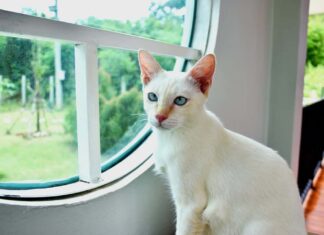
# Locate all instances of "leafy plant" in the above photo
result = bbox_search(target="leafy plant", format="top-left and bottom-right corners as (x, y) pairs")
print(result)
(64, 88), (144, 152)
(0, 77), (18, 99)
(307, 14), (324, 66)
(99, 88), (143, 152)
(304, 63), (324, 100)
(2, 37), (33, 82)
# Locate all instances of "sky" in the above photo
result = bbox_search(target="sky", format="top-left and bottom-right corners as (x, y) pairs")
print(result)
(0, 0), (168, 22)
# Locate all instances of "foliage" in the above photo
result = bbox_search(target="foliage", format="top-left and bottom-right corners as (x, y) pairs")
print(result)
(1, 37), (33, 83)
(0, 0), (184, 163)
(0, 78), (18, 100)
(304, 63), (324, 100)
(61, 43), (75, 101)
(63, 2), (183, 151)
(37, 41), (54, 79)
(99, 88), (143, 152)
(304, 14), (324, 104)
(307, 14), (324, 66)
(150, 0), (185, 20)
(0, 37), (6, 75)
(64, 103), (77, 144)
(99, 49), (139, 94)
(99, 67), (117, 102)
(31, 44), (47, 86)
(64, 88), (143, 152)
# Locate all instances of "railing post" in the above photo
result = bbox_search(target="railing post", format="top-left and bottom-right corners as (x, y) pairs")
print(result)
(21, 75), (26, 105)
(74, 43), (101, 183)
(0, 75), (2, 104)
(55, 41), (63, 109)
(49, 75), (54, 106)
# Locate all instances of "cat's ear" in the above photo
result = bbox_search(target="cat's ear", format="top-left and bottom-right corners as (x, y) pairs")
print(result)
(138, 50), (162, 85)
(189, 53), (216, 95)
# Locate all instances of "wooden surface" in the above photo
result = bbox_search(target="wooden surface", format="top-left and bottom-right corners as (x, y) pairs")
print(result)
(304, 163), (324, 235)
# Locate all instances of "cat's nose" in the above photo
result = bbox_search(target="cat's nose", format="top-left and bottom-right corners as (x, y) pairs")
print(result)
(155, 114), (168, 123)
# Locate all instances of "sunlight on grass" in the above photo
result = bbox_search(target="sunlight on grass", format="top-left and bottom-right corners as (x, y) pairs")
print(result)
(0, 104), (77, 182)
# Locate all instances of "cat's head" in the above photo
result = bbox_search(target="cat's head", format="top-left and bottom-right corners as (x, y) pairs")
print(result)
(138, 50), (216, 131)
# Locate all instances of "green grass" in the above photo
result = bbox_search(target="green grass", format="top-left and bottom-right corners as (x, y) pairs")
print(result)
(0, 103), (77, 182)
(304, 64), (324, 105)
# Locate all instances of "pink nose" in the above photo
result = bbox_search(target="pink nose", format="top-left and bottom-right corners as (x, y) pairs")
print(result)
(155, 114), (168, 123)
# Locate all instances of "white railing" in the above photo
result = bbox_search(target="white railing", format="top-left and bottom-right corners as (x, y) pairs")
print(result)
(0, 6), (202, 184)
(0, 10), (201, 59)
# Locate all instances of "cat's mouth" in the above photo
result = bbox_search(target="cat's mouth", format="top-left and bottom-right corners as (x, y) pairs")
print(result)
(151, 122), (173, 130)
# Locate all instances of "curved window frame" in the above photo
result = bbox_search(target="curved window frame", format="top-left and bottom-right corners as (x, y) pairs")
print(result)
(0, 0), (220, 199)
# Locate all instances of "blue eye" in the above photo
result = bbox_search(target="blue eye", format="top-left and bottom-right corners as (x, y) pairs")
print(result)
(174, 96), (188, 106)
(148, 92), (158, 102)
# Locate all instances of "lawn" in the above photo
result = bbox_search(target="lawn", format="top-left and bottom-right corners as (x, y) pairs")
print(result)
(0, 103), (78, 182)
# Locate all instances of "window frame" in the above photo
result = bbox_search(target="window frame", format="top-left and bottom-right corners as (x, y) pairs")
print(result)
(0, 0), (219, 198)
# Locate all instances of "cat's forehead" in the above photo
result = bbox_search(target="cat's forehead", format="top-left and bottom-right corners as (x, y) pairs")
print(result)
(145, 71), (195, 93)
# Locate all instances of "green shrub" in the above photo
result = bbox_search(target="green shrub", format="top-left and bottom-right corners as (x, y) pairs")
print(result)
(304, 63), (324, 100)
(0, 77), (19, 100)
(100, 88), (144, 153)
(64, 88), (144, 153)
(64, 102), (77, 144)
(307, 14), (324, 66)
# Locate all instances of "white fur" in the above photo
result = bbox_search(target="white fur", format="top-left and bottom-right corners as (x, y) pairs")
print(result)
(141, 59), (306, 235)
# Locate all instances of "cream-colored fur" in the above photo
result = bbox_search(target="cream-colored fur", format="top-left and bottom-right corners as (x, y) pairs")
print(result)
(138, 50), (307, 235)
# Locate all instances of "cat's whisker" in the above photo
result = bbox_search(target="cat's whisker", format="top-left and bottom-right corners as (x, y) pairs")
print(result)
(131, 113), (147, 118)
(165, 121), (178, 126)
(138, 120), (148, 124)
(136, 117), (149, 124)
(130, 113), (148, 124)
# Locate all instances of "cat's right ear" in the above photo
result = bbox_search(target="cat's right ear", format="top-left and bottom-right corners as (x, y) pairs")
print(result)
(138, 50), (162, 85)
(189, 54), (216, 95)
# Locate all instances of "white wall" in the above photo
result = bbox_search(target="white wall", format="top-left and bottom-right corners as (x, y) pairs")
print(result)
(267, 0), (308, 173)
(208, 0), (308, 171)
(208, 0), (272, 144)
(0, 169), (175, 235)
(0, 0), (308, 234)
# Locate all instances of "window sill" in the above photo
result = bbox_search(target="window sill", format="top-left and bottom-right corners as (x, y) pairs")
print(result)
(0, 135), (155, 207)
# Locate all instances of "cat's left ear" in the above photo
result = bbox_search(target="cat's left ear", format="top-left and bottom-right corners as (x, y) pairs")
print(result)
(138, 50), (162, 85)
(189, 53), (216, 95)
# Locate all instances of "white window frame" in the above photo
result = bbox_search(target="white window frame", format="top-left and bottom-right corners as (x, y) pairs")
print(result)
(0, 0), (219, 199)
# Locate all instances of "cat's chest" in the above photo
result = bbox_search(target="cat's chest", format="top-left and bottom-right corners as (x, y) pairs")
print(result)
(153, 142), (182, 174)
(153, 137), (205, 175)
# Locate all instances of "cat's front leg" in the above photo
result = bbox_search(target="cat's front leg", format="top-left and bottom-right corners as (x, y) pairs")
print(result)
(176, 204), (208, 235)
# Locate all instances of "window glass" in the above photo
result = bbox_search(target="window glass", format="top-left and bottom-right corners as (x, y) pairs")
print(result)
(0, 0), (188, 185)
(0, 0), (187, 45)
(0, 36), (78, 182)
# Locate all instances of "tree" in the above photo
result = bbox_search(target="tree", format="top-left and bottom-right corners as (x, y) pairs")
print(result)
(64, 88), (144, 152)
(61, 43), (75, 102)
(98, 49), (139, 94)
(307, 14), (324, 66)
(149, 0), (186, 20)
(100, 88), (143, 152)
(31, 43), (46, 132)
(0, 36), (6, 75)
(2, 37), (33, 83)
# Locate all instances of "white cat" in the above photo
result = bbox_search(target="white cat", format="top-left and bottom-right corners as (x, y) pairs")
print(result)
(138, 50), (307, 235)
